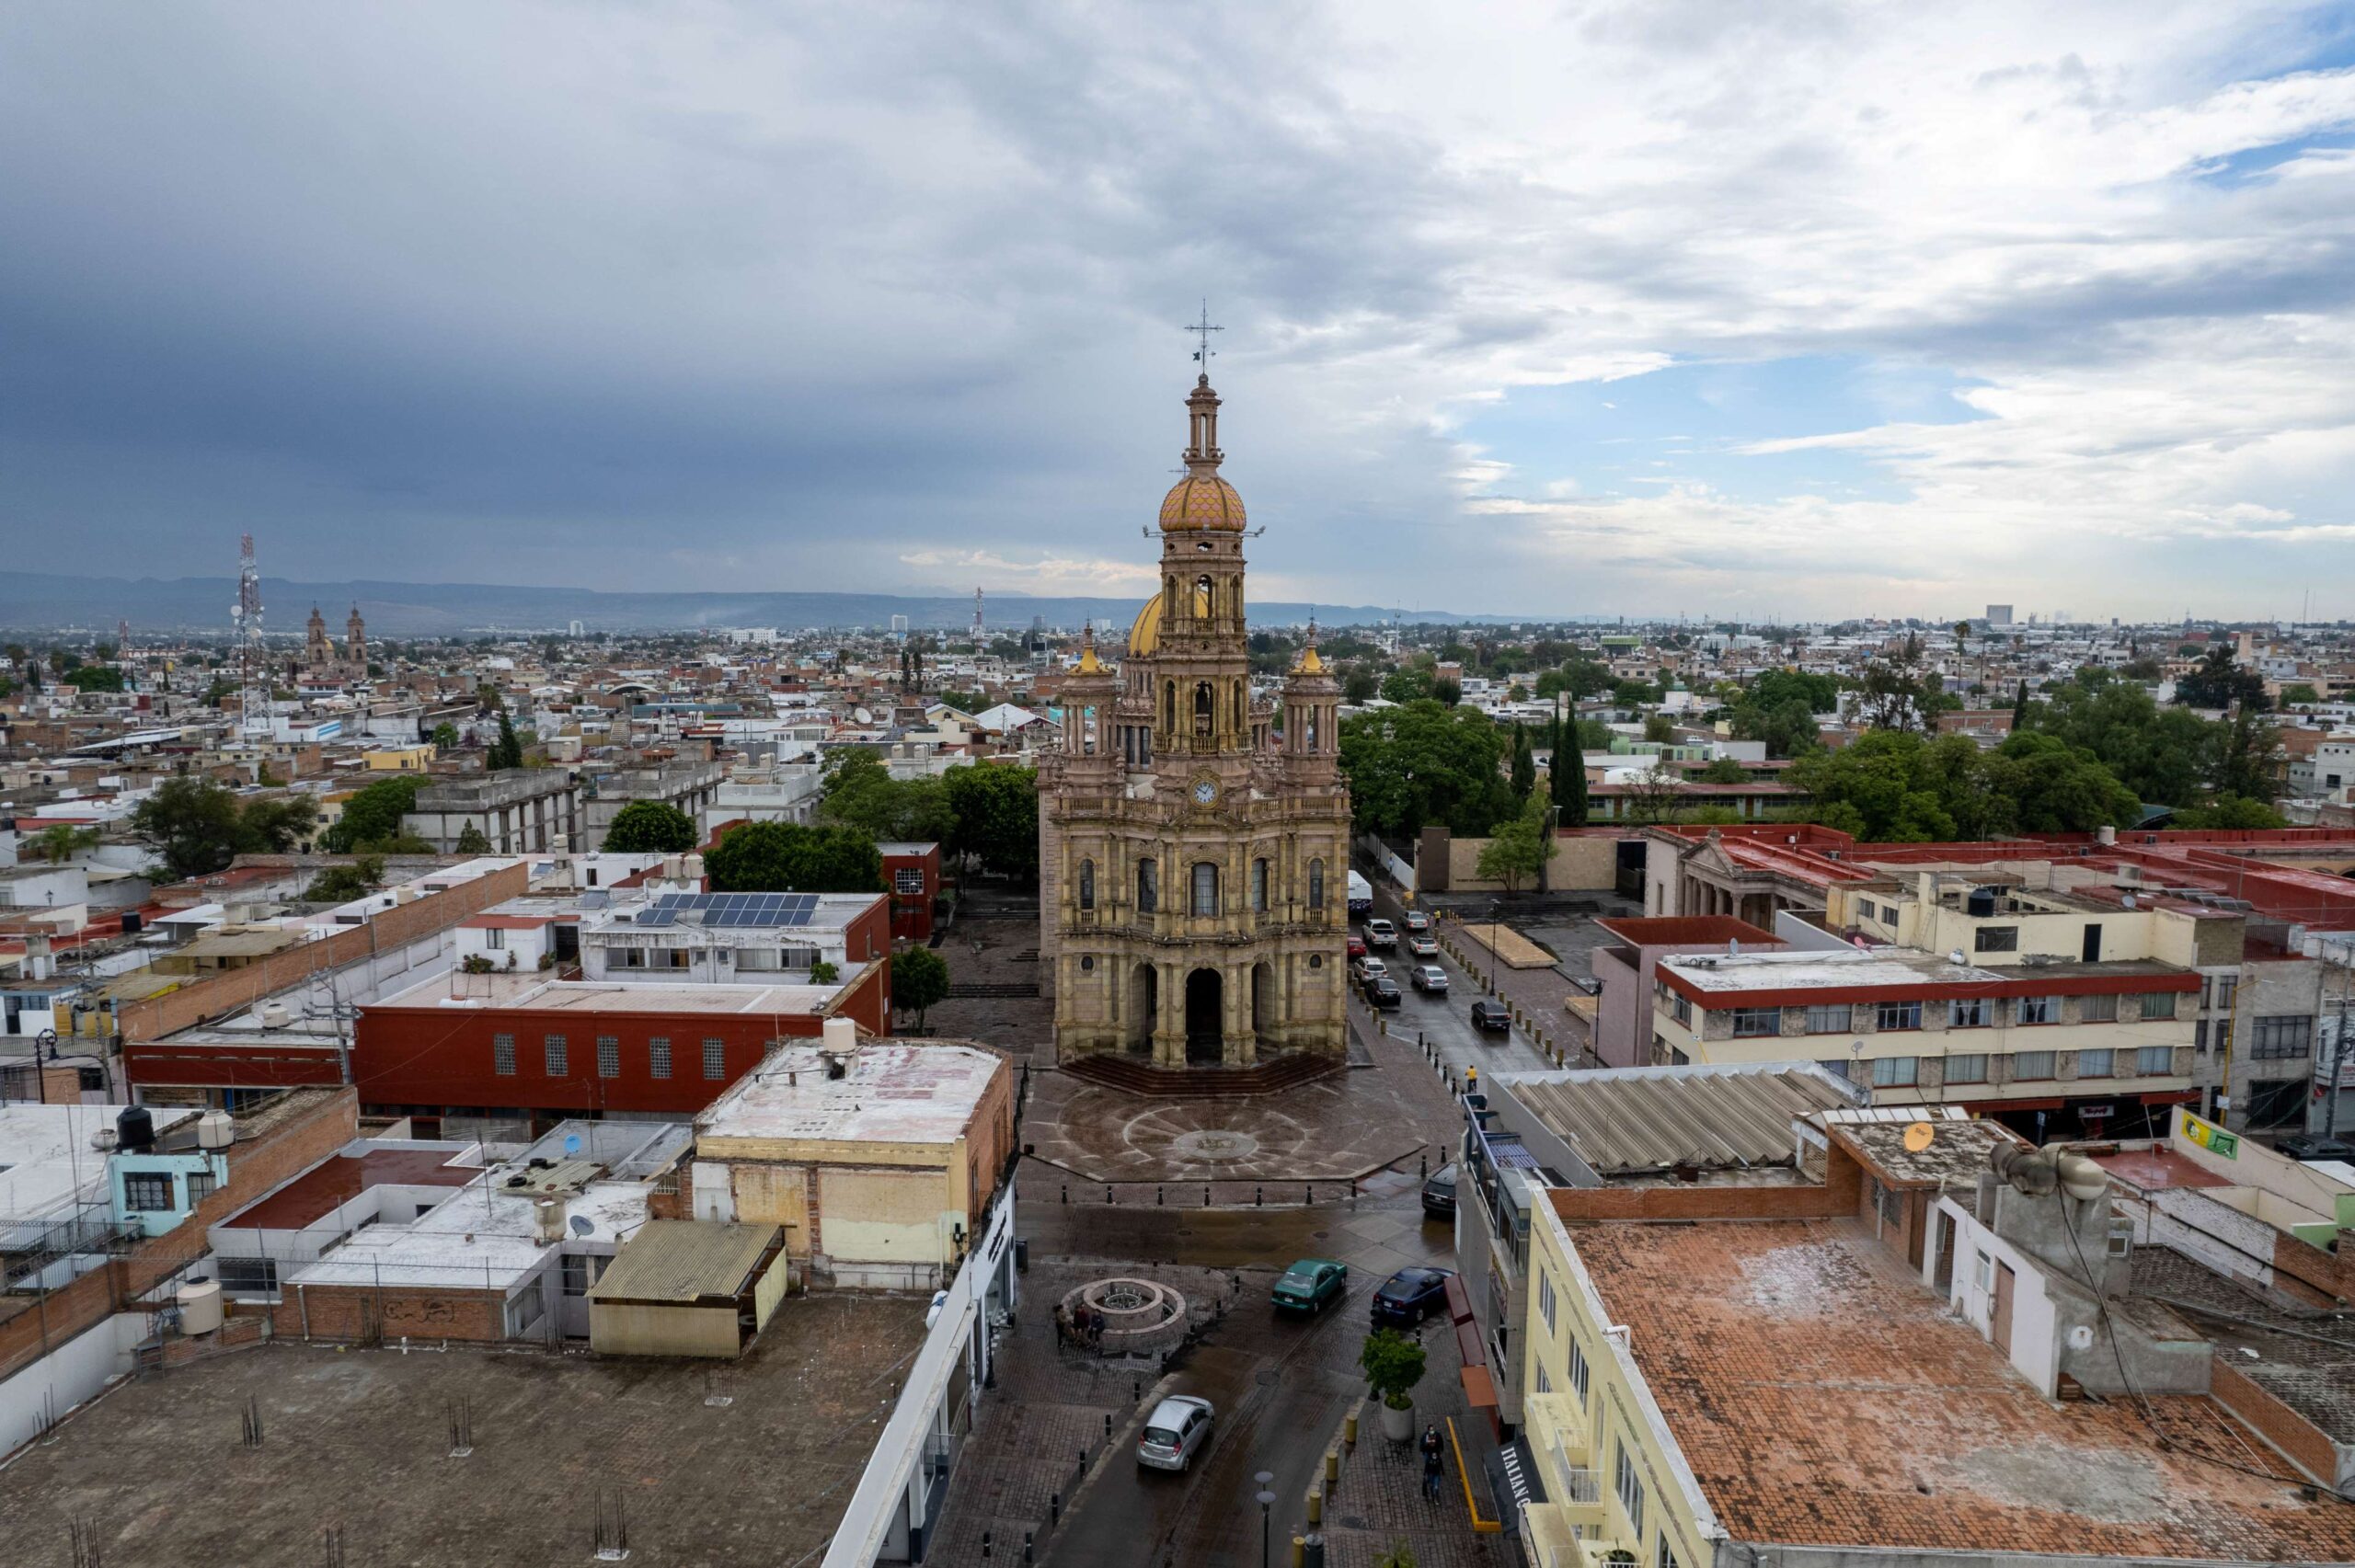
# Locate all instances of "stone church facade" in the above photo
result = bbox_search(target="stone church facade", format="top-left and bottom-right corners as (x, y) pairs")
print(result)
(1038, 373), (1350, 1068)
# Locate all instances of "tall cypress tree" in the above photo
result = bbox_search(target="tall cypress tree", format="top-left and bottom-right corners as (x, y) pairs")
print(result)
(1551, 716), (1589, 828)
(1509, 723), (1535, 801)
(2011, 679), (2029, 730)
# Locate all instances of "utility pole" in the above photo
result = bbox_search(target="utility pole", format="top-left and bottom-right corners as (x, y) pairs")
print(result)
(2327, 940), (2353, 1139)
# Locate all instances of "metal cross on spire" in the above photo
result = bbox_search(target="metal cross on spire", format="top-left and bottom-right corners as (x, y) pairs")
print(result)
(1187, 300), (1222, 374)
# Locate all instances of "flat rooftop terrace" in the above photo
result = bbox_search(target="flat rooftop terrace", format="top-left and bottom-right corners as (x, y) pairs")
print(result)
(374, 969), (840, 1014)
(0, 1293), (927, 1567)
(1571, 1217), (2355, 1561)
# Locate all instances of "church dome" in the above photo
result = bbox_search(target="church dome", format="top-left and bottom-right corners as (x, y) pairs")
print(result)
(1159, 474), (1246, 532)
(1127, 586), (1211, 658)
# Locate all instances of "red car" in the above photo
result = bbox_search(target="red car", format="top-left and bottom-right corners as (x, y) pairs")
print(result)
(1347, 935), (1368, 960)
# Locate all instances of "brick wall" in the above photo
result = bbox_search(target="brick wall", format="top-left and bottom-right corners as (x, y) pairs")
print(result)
(0, 1088), (358, 1381)
(1547, 1151), (1862, 1224)
(113, 861), (530, 1042)
(270, 1285), (507, 1344)
(2211, 1357), (2349, 1489)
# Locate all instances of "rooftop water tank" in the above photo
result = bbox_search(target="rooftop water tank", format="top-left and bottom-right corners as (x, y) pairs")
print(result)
(1967, 887), (1997, 919)
(176, 1278), (224, 1335)
(117, 1104), (155, 1153)
(197, 1110), (236, 1150)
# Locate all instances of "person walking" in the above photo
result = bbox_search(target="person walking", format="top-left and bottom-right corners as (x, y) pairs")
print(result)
(1419, 1424), (1445, 1504)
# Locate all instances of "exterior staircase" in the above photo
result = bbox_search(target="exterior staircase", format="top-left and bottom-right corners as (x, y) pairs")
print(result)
(1058, 1050), (1343, 1099)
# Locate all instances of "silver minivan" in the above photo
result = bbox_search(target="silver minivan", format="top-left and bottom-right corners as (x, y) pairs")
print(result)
(1136, 1394), (1215, 1472)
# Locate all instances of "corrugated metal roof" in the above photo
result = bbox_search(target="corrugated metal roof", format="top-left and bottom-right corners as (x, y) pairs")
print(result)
(591, 1219), (779, 1305)
(1506, 1065), (1858, 1175)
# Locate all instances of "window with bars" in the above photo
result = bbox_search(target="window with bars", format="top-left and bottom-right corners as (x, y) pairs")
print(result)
(1078, 859), (1095, 910)
(186, 1170), (217, 1206)
(1944, 1052), (1988, 1084)
(1658, 1537), (1683, 1568)
(1671, 994), (1692, 1027)
(1870, 1055), (1918, 1087)
(1730, 1006), (1781, 1037)
(2250, 1015), (2314, 1059)
(494, 1033), (516, 1076)
(544, 1035), (569, 1077)
(2137, 1045), (2175, 1076)
(1975, 925), (2018, 952)
(1137, 858), (1158, 915)
(1876, 1000), (1922, 1031)
(596, 1036), (620, 1079)
(1308, 859), (1326, 910)
(217, 1255), (280, 1299)
(122, 1172), (175, 1212)
(704, 1038), (728, 1080)
(649, 1037), (672, 1079)
(2075, 1048), (2114, 1079)
(1804, 1002), (1853, 1034)
(893, 867), (925, 896)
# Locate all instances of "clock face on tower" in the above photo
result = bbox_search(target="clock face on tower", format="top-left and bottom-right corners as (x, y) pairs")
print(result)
(1192, 778), (1218, 806)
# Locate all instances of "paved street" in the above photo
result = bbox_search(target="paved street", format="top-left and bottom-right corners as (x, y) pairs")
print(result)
(1353, 880), (1558, 1083)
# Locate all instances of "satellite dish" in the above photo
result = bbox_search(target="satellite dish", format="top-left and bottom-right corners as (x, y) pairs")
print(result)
(854, 706), (874, 725)
(563, 1133), (583, 1157)
(1903, 1121), (1936, 1153)
(569, 1214), (594, 1237)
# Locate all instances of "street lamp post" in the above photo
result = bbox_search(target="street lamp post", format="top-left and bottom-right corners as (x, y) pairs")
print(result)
(1487, 900), (1502, 996)
(1255, 1480), (1277, 1568)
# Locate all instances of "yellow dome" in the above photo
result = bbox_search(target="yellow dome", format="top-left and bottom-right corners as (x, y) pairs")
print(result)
(1127, 587), (1211, 658)
(1159, 474), (1246, 532)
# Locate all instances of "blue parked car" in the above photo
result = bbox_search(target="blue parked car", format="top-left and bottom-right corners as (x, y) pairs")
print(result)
(1370, 1266), (1456, 1328)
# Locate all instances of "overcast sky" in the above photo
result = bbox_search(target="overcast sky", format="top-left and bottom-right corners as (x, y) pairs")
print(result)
(6, 2), (2354, 622)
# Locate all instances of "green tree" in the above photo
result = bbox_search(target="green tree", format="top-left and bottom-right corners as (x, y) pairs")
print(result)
(64, 666), (126, 692)
(131, 778), (318, 880)
(2213, 705), (2280, 804)
(31, 823), (101, 863)
(2174, 647), (2268, 711)
(454, 823), (492, 854)
(1338, 701), (1518, 838)
(2018, 670), (2217, 807)
(1380, 667), (1431, 704)
(1508, 725), (1535, 802)
(304, 854), (385, 903)
(2280, 683), (2320, 707)
(942, 764), (1039, 880)
(1550, 718), (1589, 829)
(430, 722), (460, 751)
(705, 821), (884, 893)
(2011, 680), (2029, 729)
(1700, 755), (1750, 784)
(323, 776), (426, 853)
(1430, 677), (1462, 707)
(1341, 669), (1378, 704)
(891, 946), (952, 1031)
(1642, 714), (1675, 744)
(2172, 795), (2287, 830)
(820, 752), (954, 843)
(603, 799), (699, 853)
(488, 712), (525, 770)
(1359, 1327), (1428, 1413)
(1476, 800), (1549, 893)
(1790, 729), (2137, 842)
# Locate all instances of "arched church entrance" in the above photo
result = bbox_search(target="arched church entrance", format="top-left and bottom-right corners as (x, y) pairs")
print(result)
(1184, 968), (1223, 1064)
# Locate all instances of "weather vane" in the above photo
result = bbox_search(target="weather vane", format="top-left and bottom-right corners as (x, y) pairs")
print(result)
(1188, 300), (1222, 372)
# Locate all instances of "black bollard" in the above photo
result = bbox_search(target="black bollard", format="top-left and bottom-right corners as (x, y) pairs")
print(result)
(1051, 1493), (1061, 1526)
(1202, 1185), (1210, 1206)
(1106, 1185), (1112, 1204)
(1420, 1151), (1429, 1178)
(1256, 1185), (1263, 1207)
(1156, 1185), (1163, 1206)
(1304, 1185), (1312, 1205)
(1105, 1412), (1113, 1436)
(1062, 1184), (1068, 1205)
(1025, 1533), (1035, 1564)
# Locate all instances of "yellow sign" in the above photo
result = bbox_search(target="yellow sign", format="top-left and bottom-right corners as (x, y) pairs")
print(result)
(2182, 1111), (2239, 1160)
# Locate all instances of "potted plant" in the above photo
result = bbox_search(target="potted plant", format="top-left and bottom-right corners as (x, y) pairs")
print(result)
(1360, 1327), (1427, 1441)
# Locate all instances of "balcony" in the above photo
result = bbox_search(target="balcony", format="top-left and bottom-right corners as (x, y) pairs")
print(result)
(1520, 1503), (1637, 1568)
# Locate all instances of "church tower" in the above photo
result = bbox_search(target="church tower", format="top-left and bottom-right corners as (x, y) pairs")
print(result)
(1038, 369), (1350, 1071)
(345, 605), (366, 670)
(304, 605), (330, 670)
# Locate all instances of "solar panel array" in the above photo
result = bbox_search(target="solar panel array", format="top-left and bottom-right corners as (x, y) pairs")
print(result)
(648, 891), (822, 928)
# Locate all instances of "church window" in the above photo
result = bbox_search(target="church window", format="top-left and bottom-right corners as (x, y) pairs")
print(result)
(1308, 859), (1326, 910)
(1078, 858), (1095, 911)
(1191, 862), (1219, 916)
(1194, 682), (1212, 735)
(1163, 681), (1177, 731)
(1252, 859), (1269, 913)
(1136, 858), (1157, 914)
(1306, 708), (1319, 752)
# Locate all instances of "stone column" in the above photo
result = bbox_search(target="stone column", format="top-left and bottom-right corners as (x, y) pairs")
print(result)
(1153, 961), (1184, 1068)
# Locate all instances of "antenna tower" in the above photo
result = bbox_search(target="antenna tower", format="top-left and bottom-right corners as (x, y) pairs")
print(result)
(234, 533), (270, 734)
(972, 586), (984, 645)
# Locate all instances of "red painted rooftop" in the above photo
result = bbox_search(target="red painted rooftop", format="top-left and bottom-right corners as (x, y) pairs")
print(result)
(222, 1147), (477, 1230)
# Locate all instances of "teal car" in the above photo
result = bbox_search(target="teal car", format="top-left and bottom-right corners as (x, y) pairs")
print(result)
(1272, 1258), (1349, 1314)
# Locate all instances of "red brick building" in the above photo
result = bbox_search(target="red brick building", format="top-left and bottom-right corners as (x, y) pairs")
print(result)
(879, 841), (941, 942)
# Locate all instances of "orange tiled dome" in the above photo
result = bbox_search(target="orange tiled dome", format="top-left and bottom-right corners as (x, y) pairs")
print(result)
(1159, 474), (1246, 532)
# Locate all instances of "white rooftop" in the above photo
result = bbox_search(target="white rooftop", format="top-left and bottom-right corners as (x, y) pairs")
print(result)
(0, 1103), (201, 1226)
(1658, 946), (2001, 994)
(697, 1040), (1004, 1148)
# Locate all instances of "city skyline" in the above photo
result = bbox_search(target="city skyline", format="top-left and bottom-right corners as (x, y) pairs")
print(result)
(6, 5), (2354, 621)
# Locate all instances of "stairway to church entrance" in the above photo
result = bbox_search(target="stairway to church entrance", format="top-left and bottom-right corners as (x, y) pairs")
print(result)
(1184, 967), (1223, 1064)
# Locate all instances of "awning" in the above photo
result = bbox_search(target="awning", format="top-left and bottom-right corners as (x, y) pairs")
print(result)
(2140, 1089), (2201, 1106)
(1484, 1435), (1548, 1513)
(1455, 1318), (1486, 1369)
(1460, 1363), (1499, 1412)
(1443, 1273), (1475, 1326)
(1962, 1096), (2065, 1113)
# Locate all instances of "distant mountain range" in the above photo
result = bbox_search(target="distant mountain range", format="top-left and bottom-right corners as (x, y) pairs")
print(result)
(0, 572), (1483, 637)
